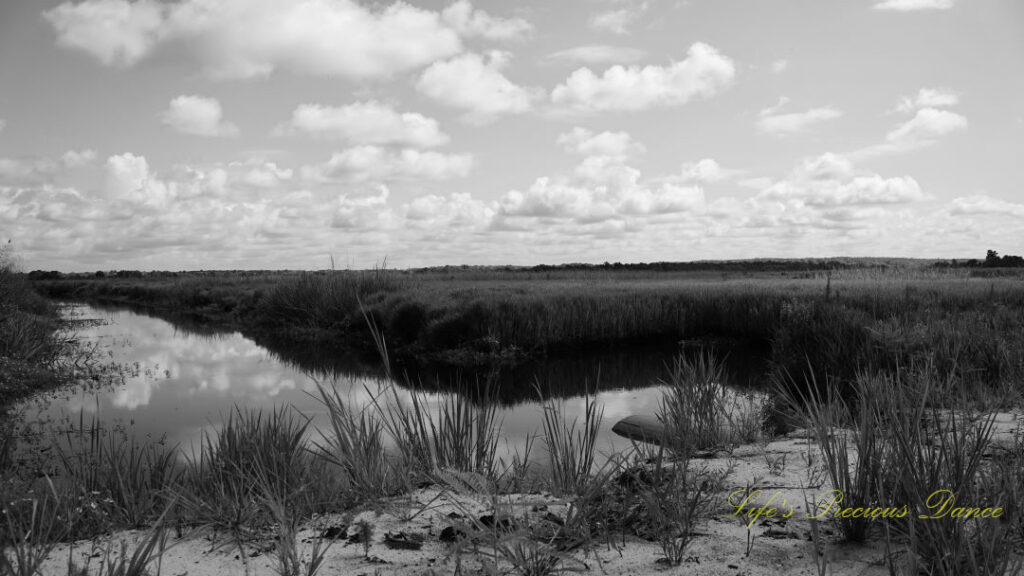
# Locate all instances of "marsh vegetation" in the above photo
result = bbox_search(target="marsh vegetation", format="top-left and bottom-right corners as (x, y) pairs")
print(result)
(6, 258), (1024, 574)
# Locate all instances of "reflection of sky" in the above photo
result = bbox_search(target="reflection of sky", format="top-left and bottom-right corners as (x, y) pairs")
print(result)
(23, 305), (694, 465)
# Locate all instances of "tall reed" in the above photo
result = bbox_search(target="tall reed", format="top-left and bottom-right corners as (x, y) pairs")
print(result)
(658, 351), (734, 453)
(539, 386), (602, 496)
(312, 382), (396, 498)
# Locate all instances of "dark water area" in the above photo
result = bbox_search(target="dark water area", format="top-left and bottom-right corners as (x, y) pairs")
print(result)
(15, 303), (772, 465)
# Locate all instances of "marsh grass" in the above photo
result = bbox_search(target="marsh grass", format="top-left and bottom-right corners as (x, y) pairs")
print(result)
(870, 368), (1018, 576)
(539, 386), (602, 496)
(53, 415), (179, 531)
(176, 406), (328, 543)
(313, 382), (396, 499)
(70, 513), (173, 576)
(376, 380), (501, 480)
(783, 371), (884, 542)
(0, 479), (64, 576)
(659, 351), (755, 453)
(639, 453), (713, 566)
(252, 458), (331, 576)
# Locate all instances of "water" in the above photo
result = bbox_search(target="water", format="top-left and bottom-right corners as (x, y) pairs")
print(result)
(16, 303), (770, 467)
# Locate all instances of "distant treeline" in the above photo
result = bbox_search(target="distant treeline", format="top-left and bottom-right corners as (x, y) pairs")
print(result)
(23, 251), (1024, 280)
(23, 257), (937, 279)
(932, 250), (1024, 269)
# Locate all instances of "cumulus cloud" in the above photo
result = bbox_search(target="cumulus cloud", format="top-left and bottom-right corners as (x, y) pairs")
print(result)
(873, 0), (956, 11)
(43, 0), (166, 66)
(885, 108), (967, 143)
(544, 45), (647, 65)
(770, 59), (788, 73)
(851, 90), (967, 159)
(276, 102), (448, 148)
(160, 95), (238, 137)
(557, 127), (645, 158)
(441, 0), (532, 40)
(588, 7), (644, 35)
(756, 100), (843, 135)
(756, 153), (927, 207)
(44, 0), (464, 79)
(494, 151), (708, 226)
(0, 150), (99, 183)
(679, 159), (735, 183)
(550, 43), (735, 113)
(895, 87), (959, 113)
(416, 51), (540, 123)
(950, 195), (1024, 219)
(239, 161), (292, 188)
(61, 149), (98, 167)
(301, 146), (473, 183)
(403, 192), (495, 228)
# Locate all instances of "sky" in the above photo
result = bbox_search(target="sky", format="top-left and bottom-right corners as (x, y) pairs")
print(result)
(1, 0), (1022, 271)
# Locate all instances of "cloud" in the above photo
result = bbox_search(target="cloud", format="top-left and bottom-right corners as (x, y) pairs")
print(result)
(495, 152), (707, 225)
(61, 149), (98, 167)
(44, 0), (463, 79)
(756, 101), (843, 136)
(441, 0), (532, 41)
(550, 43), (735, 113)
(276, 102), (448, 148)
(544, 45), (647, 65)
(679, 159), (736, 183)
(43, 0), (166, 66)
(756, 153), (927, 207)
(895, 87), (959, 113)
(0, 150), (99, 183)
(105, 152), (176, 208)
(0, 119), (5, 132)
(557, 127), (645, 158)
(850, 91), (967, 158)
(770, 59), (788, 73)
(873, 0), (956, 11)
(239, 161), (292, 188)
(416, 51), (539, 123)
(589, 7), (645, 35)
(403, 192), (495, 228)
(885, 107), (967, 144)
(300, 146), (473, 182)
(160, 95), (238, 137)
(950, 195), (1024, 219)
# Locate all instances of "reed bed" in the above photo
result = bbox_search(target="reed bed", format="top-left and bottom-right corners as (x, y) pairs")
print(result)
(33, 267), (1024, 404)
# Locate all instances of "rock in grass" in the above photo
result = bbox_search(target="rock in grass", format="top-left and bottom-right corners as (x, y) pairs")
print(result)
(319, 525), (347, 540)
(439, 526), (466, 543)
(384, 531), (425, 550)
(611, 415), (665, 445)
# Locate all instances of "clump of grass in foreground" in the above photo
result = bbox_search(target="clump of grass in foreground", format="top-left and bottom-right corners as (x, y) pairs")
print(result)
(782, 370), (884, 543)
(53, 414), (179, 532)
(364, 307), (502, 482)
(68, 512), (173, 576)
(375, 380), (501, 482)
(539, 385), (602, 497)
(313, 382), (397, 499)
(870, 366), (1021, 576)
(659, 350), (749, 454)
(176, 407), (331, 544)
(1, 479), (64, 576)
(637, 449), (716, 566)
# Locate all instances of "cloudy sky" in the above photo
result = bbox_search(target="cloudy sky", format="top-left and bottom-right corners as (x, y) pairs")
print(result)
(1, 0), (1022, 271)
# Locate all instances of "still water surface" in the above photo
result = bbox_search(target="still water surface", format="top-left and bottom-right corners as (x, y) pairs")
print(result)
(21, 304), (768, 466)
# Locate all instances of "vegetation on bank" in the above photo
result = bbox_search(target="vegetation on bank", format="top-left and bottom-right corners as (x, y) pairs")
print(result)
(4, 349), (1024, 575)
(32, 262), (1024, 401)
(5, 250), (1024, 573)
(0, 245), (80, 410)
